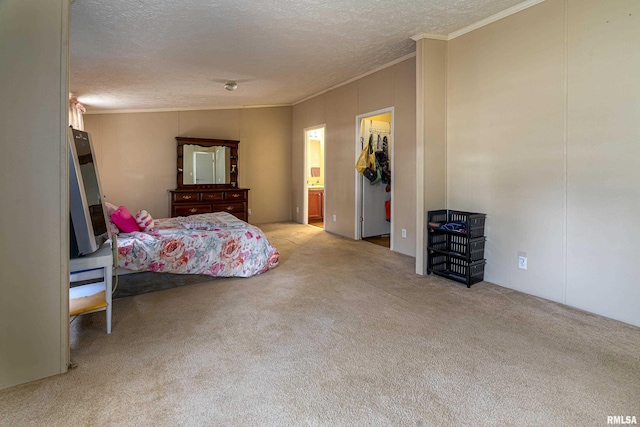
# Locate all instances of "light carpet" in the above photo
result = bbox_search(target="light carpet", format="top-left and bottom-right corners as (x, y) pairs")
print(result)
(1, 222), (639, 426)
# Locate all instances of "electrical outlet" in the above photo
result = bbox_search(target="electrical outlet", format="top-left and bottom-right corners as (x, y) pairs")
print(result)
(332, 214), (336, 222)
(248, 208), (251, 216)
(296, 207), (299, 213)
(518, 251), (527, 270)
(402, 229), (407, 238)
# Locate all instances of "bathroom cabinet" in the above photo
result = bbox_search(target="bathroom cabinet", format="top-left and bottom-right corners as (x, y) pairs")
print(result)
(308, 188), (324, 221)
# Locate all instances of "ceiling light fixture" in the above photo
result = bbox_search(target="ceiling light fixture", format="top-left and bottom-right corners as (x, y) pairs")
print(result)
(224, 81), (238, 91)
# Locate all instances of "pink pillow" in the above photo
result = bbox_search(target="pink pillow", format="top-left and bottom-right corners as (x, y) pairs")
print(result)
(110, 206), (139, 233)
(135, 210), (154, 232)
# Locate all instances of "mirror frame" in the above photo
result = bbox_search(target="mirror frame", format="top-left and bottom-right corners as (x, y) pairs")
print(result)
(176, 137), (239, 189)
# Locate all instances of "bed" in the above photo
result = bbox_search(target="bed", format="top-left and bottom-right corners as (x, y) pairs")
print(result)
(115, 212), (279, 277)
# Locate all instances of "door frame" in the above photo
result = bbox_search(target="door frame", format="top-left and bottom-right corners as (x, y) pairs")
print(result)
(303, 124), (326, 226)
(354, 107), (394, 249)
(61, 0), (71, 374)
(192, 151), (214, 184)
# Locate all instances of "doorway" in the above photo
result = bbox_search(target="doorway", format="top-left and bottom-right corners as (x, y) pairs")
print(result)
(193, 151), (214, 184)
(355, 108), (394, 249)
(304, 126), (325, 229)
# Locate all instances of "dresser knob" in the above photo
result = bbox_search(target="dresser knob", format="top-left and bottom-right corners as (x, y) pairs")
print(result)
(232, 194), (240, 198)
(226, 206), (233, 211)
(190, 208), (197, 213)
(183, 195), (192, 200)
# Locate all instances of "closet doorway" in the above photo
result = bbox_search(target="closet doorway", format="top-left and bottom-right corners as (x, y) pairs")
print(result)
(304, 126), (325, 229)
(355, 108), (393, 249)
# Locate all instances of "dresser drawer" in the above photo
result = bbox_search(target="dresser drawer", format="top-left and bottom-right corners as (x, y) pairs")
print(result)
(169, 188), (249, 219)
(201, 191), (224, 202)
(225, 190), (246, 201)
(173, 204), (212, 217)
(172, 192), (200, 203)
(213, 202), (246, 215)
(233, 213), (248, 222)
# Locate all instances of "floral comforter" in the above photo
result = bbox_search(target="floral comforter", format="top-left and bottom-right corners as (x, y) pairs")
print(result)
(117, 212), (279, 277)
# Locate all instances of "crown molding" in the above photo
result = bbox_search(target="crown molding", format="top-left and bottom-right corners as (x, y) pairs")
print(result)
(411, 0), (546, 42)
(448, 0), (546, 40)
(84, 104), (292, 115)
(293, 52), (417, 106)
(411, 33), (448, 41)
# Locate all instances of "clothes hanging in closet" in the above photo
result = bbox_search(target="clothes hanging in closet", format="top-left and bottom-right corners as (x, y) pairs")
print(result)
(375, 136), (391, 187)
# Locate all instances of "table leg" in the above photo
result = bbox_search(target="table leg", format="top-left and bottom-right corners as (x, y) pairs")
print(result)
(105, 264), (112, 334)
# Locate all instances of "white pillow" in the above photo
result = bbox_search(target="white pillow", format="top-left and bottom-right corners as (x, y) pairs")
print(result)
(135, 209), (154, 232)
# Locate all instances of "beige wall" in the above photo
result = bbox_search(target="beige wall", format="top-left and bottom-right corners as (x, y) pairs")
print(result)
(565, 0), (640, 325)
(390, 60), (418, 257)
(292, 58), (417, 257)
(84, 112), (177, 220)
(240, 107), (292, 223)
(444, 0), (640, 326)
(324, 85), (358, 238)
(0, 0), (70, 388)
(84, 107), (292, 224)
(416, 38), (448, 274)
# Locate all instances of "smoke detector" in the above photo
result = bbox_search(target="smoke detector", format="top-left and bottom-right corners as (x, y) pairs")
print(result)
(224, 81), (238, 91)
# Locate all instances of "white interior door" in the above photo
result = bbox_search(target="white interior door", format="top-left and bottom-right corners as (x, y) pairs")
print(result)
(361, 119), (391, 238)
(362, 176), (390, 237)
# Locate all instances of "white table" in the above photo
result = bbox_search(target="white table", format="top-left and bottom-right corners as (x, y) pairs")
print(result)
(69, 243), (113, 334)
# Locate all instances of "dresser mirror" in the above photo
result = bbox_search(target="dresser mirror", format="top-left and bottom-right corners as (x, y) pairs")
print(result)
(176, 137), (239, 189)
(182, 144), (230, 185)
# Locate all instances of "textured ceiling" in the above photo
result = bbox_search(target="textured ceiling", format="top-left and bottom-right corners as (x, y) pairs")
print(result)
(70, 0), (531, 112)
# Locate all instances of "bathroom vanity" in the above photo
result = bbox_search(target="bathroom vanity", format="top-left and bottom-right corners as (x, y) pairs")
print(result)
(308, 187), (324, 221)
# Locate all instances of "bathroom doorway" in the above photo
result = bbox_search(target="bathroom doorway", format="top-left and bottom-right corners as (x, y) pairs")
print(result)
(355, 108), (393, 249)
(304, 126), (325, 229)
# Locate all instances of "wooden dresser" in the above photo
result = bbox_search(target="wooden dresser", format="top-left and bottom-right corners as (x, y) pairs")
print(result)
(169, 136), (249, 221)
(169, 188), (249, 221)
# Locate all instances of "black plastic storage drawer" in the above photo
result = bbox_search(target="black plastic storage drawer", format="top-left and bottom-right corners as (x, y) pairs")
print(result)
(427, 209), (486, 238)
(428, 233), (486, 261)
(428, 254), (486, 288)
